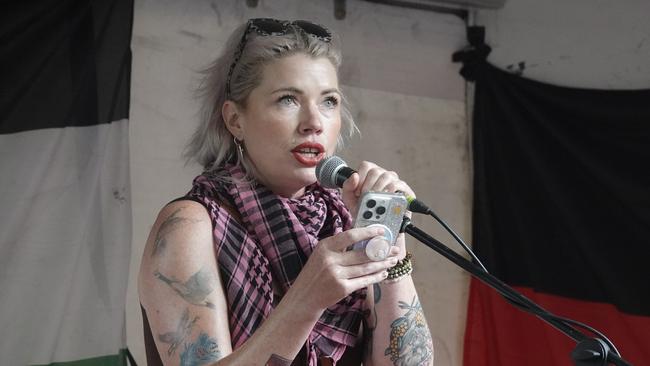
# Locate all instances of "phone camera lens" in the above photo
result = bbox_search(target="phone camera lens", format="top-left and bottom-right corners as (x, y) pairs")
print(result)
(366, 199), (376, 208)
(363, 210), (373, 219)
(376, 206), (386, 215)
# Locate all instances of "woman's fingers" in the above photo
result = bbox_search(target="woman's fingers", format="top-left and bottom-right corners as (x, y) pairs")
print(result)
(341, 172), (360, 197)
(339, 244), (400, 265)
(353, 161), (415, 196)
(345, 269), (390, 292)
(324, 226), (386, 252)
(342, 256), (398, 278)
(353, 161), (377, 197)
(370, 170), (398, 192)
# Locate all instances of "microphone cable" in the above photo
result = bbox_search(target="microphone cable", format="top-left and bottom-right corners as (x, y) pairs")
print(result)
(405, 196), (489, 273)
(409, 199), (621, 357)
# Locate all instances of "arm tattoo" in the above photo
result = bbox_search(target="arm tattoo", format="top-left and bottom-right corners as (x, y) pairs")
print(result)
(152, 208), (201, 257)
(158, 308), (199, 356)
(373, 283), (382, 304)
(180, 332), (221, 365)
(154, 267), (217, 309)
(363, 308), (377, 358)
(385, 296), (433, 366)
(265, 354), (292, 366)
(364, 284), (381, 359)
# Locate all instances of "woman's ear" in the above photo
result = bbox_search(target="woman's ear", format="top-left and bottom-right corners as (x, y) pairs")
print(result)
(222, 100), (244, 138)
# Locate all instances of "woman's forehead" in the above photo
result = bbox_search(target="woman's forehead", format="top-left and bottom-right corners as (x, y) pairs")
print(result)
(258, 54), (339, 92)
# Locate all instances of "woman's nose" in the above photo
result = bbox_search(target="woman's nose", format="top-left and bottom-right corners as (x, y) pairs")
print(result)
(298, 103), (323, 134)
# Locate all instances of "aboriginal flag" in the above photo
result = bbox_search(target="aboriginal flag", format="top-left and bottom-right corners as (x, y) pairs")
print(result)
(0, 1), (133, 365)
(463, 62), (650, 365)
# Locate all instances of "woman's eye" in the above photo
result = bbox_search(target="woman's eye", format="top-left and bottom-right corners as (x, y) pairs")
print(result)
(323, 96), (339, 109)
(278, 95), (297, 106)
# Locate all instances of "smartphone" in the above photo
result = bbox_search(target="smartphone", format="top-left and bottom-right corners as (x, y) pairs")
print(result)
(352, 192), (408, 261)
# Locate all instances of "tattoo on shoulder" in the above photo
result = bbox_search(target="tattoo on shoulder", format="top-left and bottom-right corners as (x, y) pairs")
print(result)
(152, 208), (201, 257)
(154, 267), (217, 309)
(385, 296), (433, 366)
(180, 332), (222, 366)
(158, 308), (199, 356)
(265, 354), (292, 366)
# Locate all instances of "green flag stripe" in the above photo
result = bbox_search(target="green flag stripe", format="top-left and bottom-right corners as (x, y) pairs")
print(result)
(32, 349), (129, 366)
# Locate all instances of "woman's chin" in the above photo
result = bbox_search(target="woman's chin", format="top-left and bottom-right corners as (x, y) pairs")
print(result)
(300, 169), (318, 185)
(289, 171), (318, 194)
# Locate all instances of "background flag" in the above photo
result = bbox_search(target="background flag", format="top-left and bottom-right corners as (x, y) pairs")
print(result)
(463, 62), (650, 366)
(0, 1), (133, 365)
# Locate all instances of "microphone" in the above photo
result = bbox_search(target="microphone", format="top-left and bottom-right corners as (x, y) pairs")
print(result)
(316, 155), (355, 189)
(316, 156), (432, 214)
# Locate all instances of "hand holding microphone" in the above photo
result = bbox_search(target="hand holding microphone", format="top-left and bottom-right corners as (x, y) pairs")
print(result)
(316, 156), (431, 214)
(316, 156), (430, 261)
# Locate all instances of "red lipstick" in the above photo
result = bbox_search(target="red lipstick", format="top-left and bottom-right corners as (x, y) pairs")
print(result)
(291, 142), (325, 167)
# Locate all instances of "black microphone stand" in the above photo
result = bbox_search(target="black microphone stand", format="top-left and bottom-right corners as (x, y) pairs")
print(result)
(400, 217), (633, 366)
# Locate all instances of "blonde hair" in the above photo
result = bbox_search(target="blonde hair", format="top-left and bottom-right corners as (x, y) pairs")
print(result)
(185, 20), (358, 181)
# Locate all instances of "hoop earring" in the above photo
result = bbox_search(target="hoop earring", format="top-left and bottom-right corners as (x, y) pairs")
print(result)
(233, 136), (244, 166)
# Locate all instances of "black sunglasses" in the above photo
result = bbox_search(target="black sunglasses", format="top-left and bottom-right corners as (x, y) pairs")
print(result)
(225, 18), (333, 99)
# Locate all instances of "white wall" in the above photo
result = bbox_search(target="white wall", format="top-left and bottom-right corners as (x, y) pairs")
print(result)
(127, 0), (650, 365)
(477, 0), (650, 89)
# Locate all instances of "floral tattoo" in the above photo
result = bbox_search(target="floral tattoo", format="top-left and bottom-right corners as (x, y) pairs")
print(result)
(384, 296), (433, 365)
(179, 332), (221, 365)
(158, 308), (199, 356)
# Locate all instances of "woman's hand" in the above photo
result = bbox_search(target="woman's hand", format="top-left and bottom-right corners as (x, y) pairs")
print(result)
(340, 161), (415, 260)
(289, 225), (400, 314)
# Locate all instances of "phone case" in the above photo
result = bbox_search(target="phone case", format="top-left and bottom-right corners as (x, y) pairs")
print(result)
(352, 192), (408, 260)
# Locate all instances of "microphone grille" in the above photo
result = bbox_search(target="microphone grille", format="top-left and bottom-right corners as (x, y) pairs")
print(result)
(316, 156), (346, 188)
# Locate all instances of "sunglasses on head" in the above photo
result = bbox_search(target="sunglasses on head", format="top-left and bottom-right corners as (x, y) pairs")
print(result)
(225, 18), (333, 99)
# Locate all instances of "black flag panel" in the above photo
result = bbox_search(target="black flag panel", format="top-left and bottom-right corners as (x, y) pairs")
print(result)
(1, 0), (131, 134)
(464, 62), (650, 366)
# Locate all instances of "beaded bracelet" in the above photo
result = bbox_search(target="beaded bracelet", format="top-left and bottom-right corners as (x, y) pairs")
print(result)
(384, 252), (413, 283)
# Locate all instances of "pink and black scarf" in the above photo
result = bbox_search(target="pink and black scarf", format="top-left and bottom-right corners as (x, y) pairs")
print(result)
(186, 164), (366, 364)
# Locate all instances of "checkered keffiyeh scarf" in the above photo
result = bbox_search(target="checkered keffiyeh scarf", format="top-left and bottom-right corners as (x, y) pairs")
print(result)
(186, 165), (366, 364)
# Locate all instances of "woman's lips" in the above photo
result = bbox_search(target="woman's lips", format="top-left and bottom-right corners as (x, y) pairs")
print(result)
(292, 151), (325, 167)
(291, 142), (325, 167)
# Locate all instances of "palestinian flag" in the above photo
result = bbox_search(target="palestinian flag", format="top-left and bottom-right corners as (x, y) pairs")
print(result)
(0, 1), (133, 365)
(464, 62), (650, 366)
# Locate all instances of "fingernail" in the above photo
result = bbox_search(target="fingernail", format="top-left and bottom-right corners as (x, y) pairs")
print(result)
(389, 258), (398, 266)
(382, 271), (389, 278)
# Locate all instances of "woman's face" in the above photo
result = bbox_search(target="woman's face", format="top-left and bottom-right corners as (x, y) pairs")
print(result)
(229, 53), (342, 198)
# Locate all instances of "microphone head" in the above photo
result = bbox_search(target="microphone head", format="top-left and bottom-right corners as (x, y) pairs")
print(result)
(316, 155), (347, 188)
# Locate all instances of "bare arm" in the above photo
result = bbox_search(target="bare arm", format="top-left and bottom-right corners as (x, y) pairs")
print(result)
(341, 161), (434, 365)
(364, 267), (434, 366)
(139, 200), (397, 365)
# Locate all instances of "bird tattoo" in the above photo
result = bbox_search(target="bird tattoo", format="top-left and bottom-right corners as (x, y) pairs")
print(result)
(154, 268), (217, 309)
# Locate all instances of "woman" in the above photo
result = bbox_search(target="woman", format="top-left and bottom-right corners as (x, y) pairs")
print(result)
(139, 18), (433, 366)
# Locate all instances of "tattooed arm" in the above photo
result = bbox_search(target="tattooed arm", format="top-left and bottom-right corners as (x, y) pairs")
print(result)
(139, 201), (392, 366)
(363, 274), (434, 366)
(140, 201), (320, 365)
(139, 202), (231, 365)
(337, 161), (433, 366)
(361, 257), (434, 366)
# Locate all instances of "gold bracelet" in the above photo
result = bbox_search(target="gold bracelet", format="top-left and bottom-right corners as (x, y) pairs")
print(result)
(384, 252), (413, 283)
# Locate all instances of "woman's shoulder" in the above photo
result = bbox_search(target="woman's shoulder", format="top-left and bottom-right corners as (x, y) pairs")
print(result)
(162, 197), (210, 215)
(150, 195), (245, 250)
(145, 200), (214, 259)
(139, 200), (217, 300)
